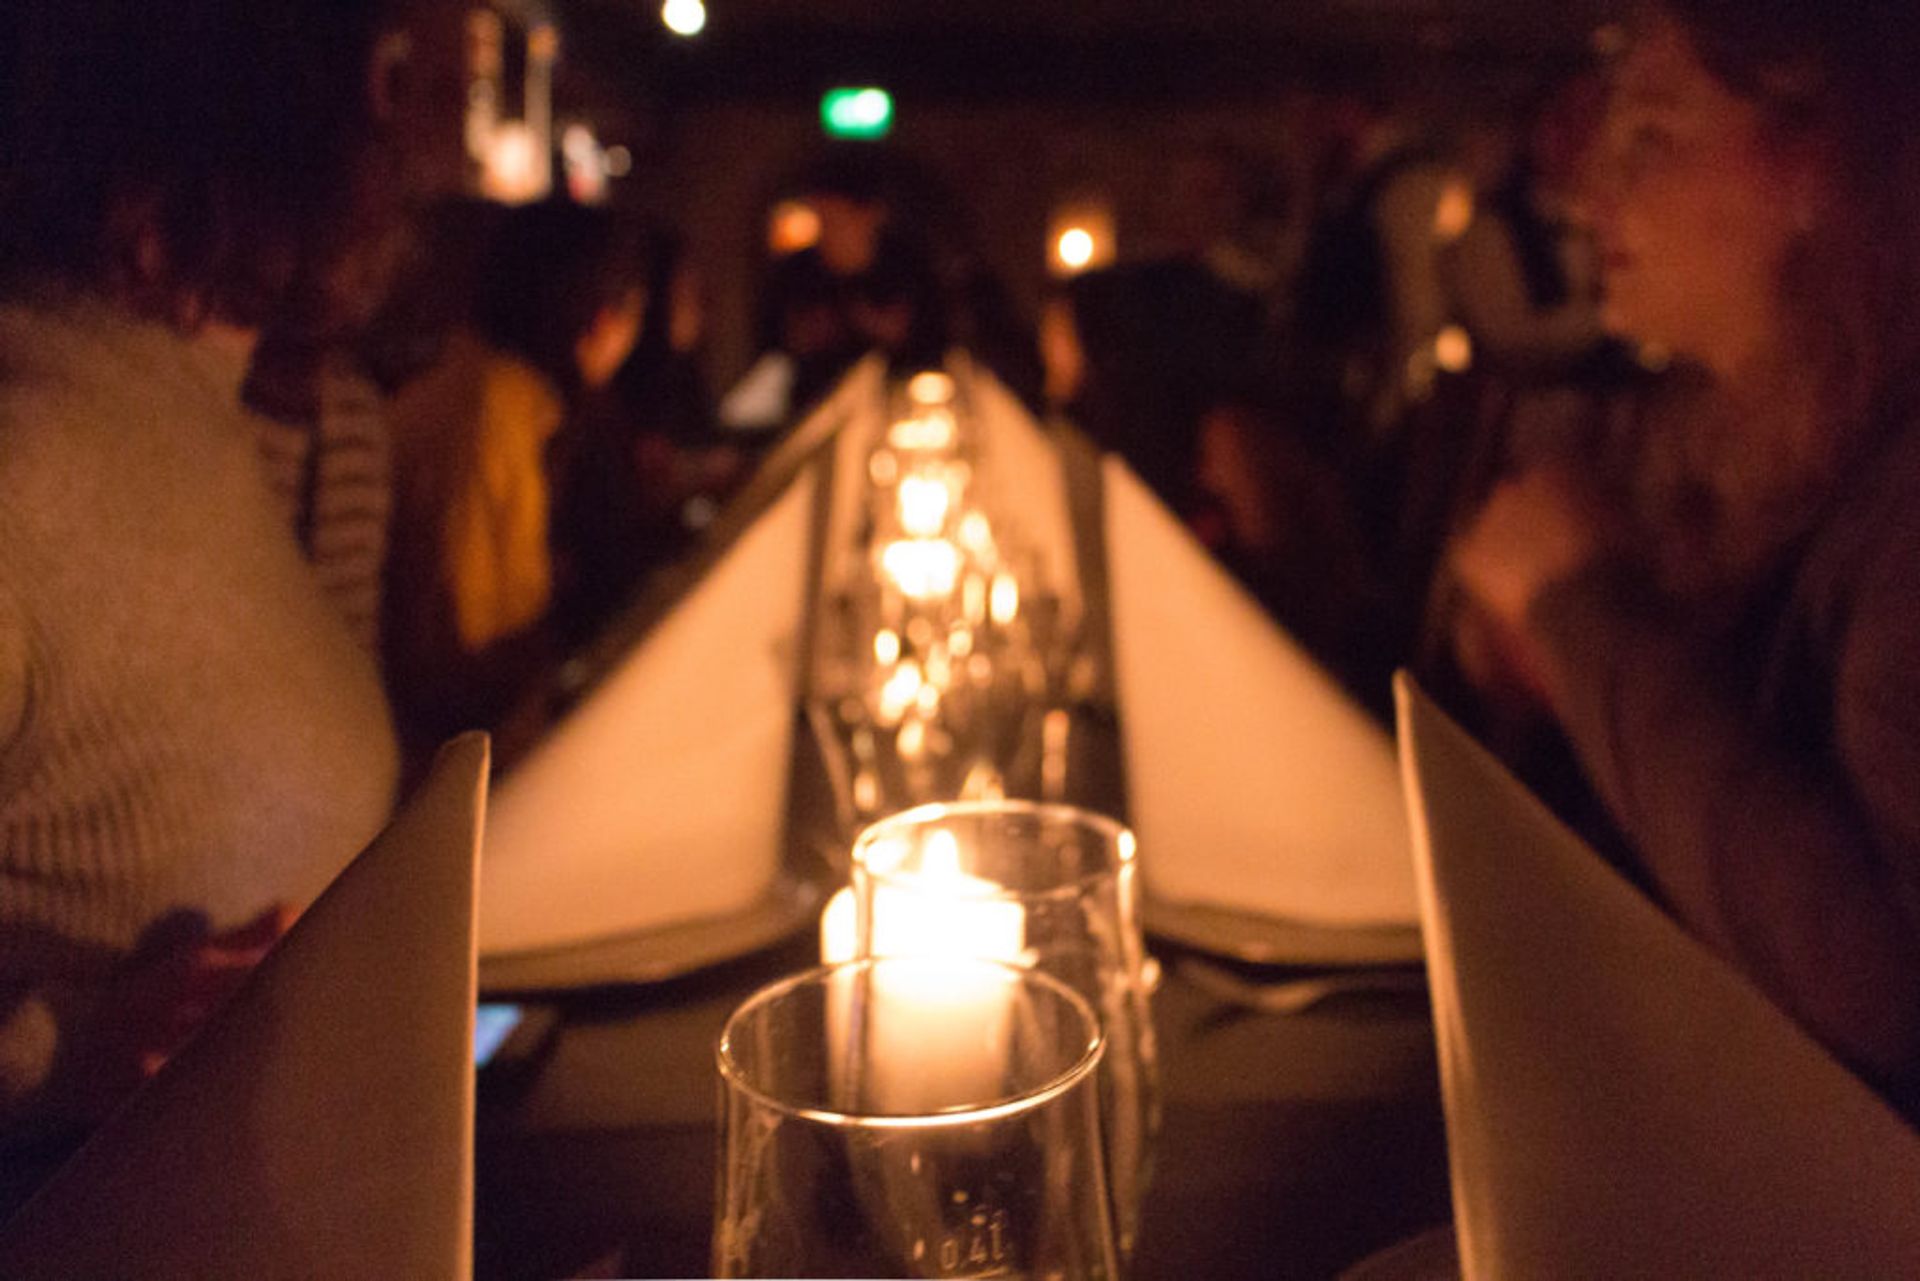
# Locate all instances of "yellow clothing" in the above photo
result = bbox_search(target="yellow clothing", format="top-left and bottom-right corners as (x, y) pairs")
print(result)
(388, 330), (564, 658)
(444, 348), (563, 649)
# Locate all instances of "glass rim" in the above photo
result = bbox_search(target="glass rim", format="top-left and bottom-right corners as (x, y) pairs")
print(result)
(851, 800), (1135, 904)
(715, 957), (1105, 1131)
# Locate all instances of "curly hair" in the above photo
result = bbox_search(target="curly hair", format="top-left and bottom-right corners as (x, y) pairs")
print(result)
(1663, 0), (1920, 427)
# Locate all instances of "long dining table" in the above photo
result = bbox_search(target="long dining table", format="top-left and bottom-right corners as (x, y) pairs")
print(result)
(473, 932), (1450, 1280)
(472, 361), (1453, 1278)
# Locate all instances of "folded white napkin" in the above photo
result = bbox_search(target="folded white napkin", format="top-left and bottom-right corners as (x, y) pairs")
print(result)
(1396, 675), (1920, 1279)
(1107, 459), (1417, 929)
(479, 470), (812, 959)
(0, 734), (488, 1280)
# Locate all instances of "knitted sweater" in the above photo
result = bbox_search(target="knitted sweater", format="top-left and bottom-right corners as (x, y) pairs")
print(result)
(0, 298), (398, 1130)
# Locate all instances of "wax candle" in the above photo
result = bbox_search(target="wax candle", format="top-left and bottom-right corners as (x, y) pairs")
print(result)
(820, 836), (1028, 1113)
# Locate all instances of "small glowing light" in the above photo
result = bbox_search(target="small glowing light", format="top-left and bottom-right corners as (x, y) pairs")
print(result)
(479, 121), (548, 204)
(821, 87), (894, 140)
(1434, 180), (1475, 243)
(769, 199), (821, 256)
(820, 886), (857, 963)
(854, 770), (880, 813)
(1048, 201), (1115, 277)
(990, 573), (1020, 626)
(968, 653), (993, 683)
(907, 371), (956, 405)
(961, 761), (1007, 802)
(879, 661), (924, 724)
(897, 474), (953, 538)
(916, 681), (941, 715)
(887, 411), (957, 452)
(662, 0), (706, 37)
(897, 717), (928, 760)
(948, 626), (974, 658)
(924, 650), (952, 689)
(881, 540), (961, 601)
(603, 145), (632, 177)
(924, 831), (964, 879)
(868, 448), (900, 487)
(1435, 325), (1474, 374)
(873, 629), (901, 666)
(561, 124), (596, 163)
(963, 573), (988, 624)
(957, 510), (995, 558)
(863, 837), (913, 877)
(1056, 228), (1096, 272)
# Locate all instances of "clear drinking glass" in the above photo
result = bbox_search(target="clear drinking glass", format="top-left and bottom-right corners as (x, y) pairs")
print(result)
(714, 958), (1118, 1279)
(850, 802), (1159, 1260)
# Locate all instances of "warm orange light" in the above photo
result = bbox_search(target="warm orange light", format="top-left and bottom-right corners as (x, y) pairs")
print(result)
(769, 200), (822, 256)
(897, 474), (954, 538)
(907, 371), (956, 406)
(479, 121), (548, 204)
(1057, 228), (1096, 271)
(887, 411), (958, 453)
(1434, 179), (1475, 243)
(1048, 200), (1115, 277)
(1435, 325), (1474, 374)
(881, 540), (961, 601)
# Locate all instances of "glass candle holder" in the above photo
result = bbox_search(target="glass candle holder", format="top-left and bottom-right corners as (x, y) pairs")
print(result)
(714, 958), (1118, 1279)
(848, 801), (1159, 1261)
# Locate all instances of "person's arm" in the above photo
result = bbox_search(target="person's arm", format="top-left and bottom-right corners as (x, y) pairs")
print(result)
(1528, 544), (1920, 1088)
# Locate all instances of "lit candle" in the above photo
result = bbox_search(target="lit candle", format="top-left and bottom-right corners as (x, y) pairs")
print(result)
(819, 832), (1025, 966)
(881, 539), (961, 601)
(888, 409), (958, 453)
(897, 473), (953, 538)
(819, 835), (1029, 1113)
(989, 572), (1020, 626)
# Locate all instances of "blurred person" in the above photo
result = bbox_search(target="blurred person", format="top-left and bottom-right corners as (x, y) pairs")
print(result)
(0, 0), (461, 1160)
(384, 199), (646, 774)
(247, 322), (396, 656)
(1449, 0), (1920, 1116)
(1191, 400), (1393, 711)
(1444, 76), (1609, 382)
(554, 229), (744, 646)
(1287, 89), (1485, 625)
(732, 152), (945, 427)
(1290, 90), (1471, 444)
(1041, 259), (1262, 517)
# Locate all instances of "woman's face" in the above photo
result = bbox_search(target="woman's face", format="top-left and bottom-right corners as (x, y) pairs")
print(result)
(1588, 14), (1811, 376)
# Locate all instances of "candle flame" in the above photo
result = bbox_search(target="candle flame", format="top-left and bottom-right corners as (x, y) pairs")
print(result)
(897, 474), (953, 537)
(990, 573), (1020, 626)
(888, 411), (958, 452)
(882, 539), (961, 601)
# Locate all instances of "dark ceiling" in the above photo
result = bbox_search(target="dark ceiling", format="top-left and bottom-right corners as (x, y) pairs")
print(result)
(556, 0), (1624, 105)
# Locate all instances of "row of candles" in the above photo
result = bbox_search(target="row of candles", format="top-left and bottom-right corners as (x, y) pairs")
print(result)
(717, 368), (1152, 1277)
(822, 368), (1043, 951)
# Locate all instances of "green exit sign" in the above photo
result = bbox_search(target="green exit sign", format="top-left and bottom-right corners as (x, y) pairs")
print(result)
(821, 87), (894, 140)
